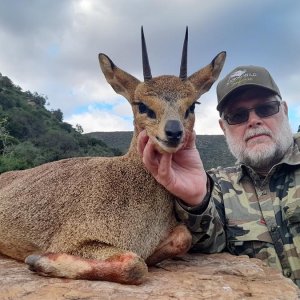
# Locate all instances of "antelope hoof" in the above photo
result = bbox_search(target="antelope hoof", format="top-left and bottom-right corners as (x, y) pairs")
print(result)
(116, 253), (148, 284)
(25, 254), (58, 278)
(25, 254), (42, 271)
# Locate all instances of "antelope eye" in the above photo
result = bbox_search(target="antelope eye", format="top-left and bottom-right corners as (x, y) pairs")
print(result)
(138, 103), (147, 114)
(137, 102), (156, 119)
(185, 102), (199, 119)
(189, 103), (196, 113)
(147, 109), (156, 119)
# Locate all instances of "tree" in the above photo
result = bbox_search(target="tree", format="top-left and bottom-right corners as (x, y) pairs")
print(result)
(75, 124), (84, 134)
(31, 92), (47, 107)
(0, 117), (13, 155)
(0, 74), (14, 88)
(51, 109), (63, 122)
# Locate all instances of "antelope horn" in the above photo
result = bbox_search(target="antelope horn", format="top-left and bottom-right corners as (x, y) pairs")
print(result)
(179, 27), (188, 80)
(141, 26), (152, 81)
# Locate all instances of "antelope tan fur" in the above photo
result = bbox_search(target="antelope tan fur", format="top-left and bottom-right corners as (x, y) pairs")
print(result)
(0, 28), (226, 284)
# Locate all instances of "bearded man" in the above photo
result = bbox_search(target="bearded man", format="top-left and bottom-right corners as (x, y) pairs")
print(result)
(138, 65), (300, 287)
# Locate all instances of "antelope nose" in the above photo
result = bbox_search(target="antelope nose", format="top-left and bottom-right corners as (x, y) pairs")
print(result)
(165, 120), (183, 145)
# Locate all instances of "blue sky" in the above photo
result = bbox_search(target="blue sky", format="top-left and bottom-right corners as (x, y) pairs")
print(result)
(0, 0), (299, 134)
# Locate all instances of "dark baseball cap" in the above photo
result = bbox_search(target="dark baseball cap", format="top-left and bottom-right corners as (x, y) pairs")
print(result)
(216, 65), (281, 112)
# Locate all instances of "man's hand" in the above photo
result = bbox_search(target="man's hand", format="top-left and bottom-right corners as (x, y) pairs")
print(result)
(137, 130), (208, 206)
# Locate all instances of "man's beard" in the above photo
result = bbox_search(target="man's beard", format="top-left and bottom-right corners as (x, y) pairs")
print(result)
(225, 117), (294, 171)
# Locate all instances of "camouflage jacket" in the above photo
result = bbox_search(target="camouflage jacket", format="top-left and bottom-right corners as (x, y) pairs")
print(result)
(175, 133), (300, 287)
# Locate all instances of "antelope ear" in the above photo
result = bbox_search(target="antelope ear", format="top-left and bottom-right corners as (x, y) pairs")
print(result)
(188, 51), (226, 98)
(99, 53), (141, 102)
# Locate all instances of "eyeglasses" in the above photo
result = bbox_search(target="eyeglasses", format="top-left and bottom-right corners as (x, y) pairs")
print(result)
(224, 100), (281, 125)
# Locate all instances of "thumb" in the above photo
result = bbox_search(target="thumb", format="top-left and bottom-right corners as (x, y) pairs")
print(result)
(184, 130), (197, 149)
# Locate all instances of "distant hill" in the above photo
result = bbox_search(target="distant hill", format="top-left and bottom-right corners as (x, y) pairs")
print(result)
(87, 131), (236, 170)
(195, 135), (236, 169)
(0, 73), (121, 173)
(88, 131), (134, 154)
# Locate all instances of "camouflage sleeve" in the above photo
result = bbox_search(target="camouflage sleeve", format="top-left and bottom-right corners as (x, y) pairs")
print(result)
(175, 173), (226, 253)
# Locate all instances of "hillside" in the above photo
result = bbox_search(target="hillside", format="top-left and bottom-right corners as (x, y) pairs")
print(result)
(87, 131), (236, 170)
(0, 73), (121, 173)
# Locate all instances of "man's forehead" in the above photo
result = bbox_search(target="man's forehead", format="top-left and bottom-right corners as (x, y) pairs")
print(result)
(237, 87), (274, 99)
(223, 87), (276, 111)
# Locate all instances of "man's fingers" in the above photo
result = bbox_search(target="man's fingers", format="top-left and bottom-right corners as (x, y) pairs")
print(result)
(137, 130), (158, 175)
(137, 130), (149, 155)
(142, 139), (161, 176)
(158, 153), (172, 177)
(137, 130), (175, 188)
(157, 153), (174, 187)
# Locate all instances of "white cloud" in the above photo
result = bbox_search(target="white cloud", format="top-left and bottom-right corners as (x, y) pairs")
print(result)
(0, 0), (299, 134)
(194, 92), (223, 135)
(113, 102), (132, 117)
(65, 108), (133, 133)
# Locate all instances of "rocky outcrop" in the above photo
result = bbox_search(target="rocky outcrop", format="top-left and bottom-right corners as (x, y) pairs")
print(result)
(0, 252), (298, 299)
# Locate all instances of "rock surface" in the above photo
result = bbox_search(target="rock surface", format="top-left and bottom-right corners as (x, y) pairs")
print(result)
(0, 252), (299, 300)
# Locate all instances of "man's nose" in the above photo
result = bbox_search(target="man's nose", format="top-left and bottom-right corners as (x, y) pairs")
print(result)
(247, 110), (262, 126)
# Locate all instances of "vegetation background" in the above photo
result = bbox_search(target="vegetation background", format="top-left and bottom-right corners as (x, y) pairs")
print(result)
(1, 73), (298, 173)
(0, 73), (121, 173)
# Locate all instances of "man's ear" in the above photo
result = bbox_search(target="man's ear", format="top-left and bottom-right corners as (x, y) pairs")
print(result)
(282, 101), (288, 116)
(219, 118), (226, 135)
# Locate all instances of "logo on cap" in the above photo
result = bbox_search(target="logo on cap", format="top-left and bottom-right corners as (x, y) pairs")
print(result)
(226, 69), (257, 87)
(229, 70), (247, 79)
